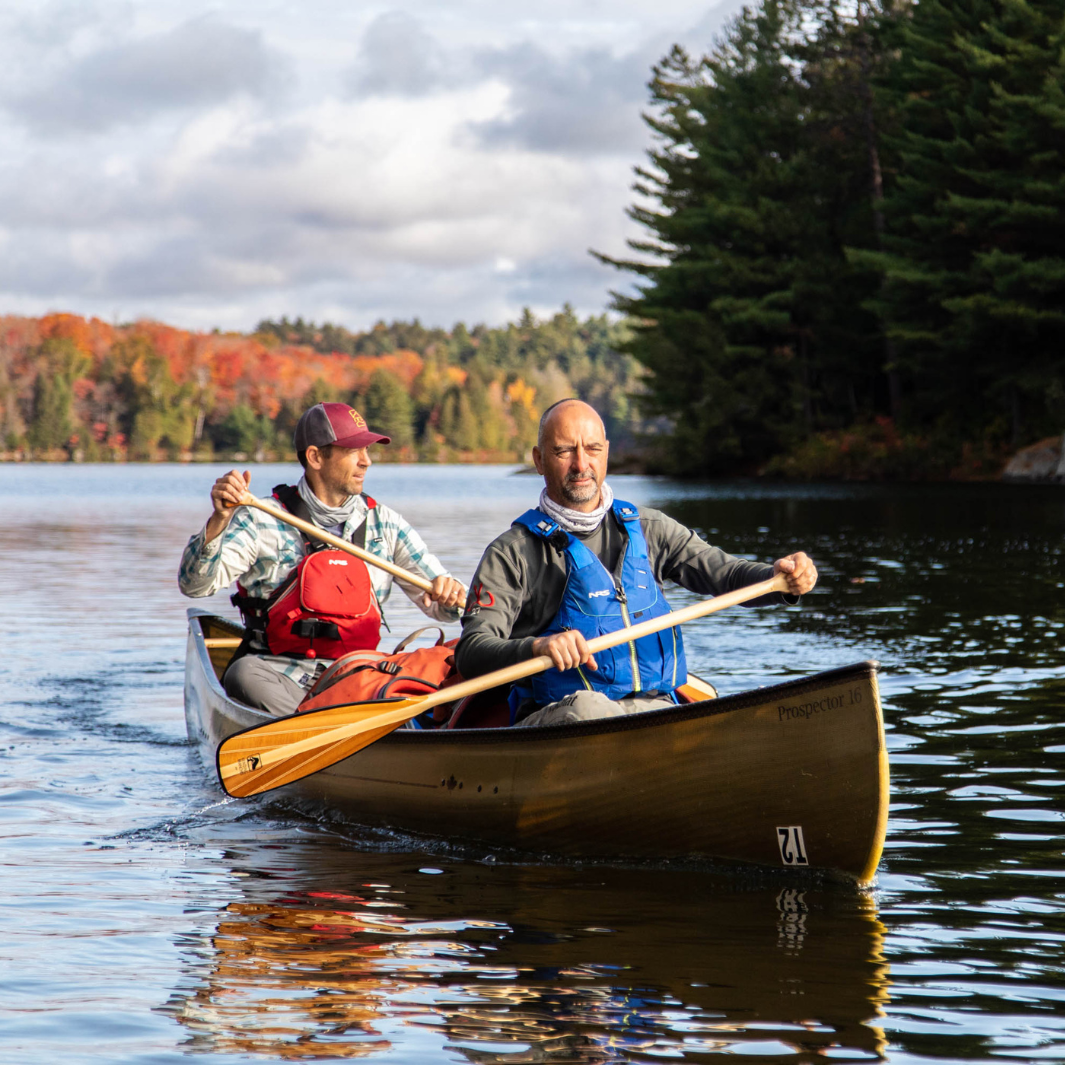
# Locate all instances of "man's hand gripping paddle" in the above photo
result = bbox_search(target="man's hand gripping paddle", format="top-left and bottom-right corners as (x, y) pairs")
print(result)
(241, 493), (466, 608)
(216, 574), (789, 798)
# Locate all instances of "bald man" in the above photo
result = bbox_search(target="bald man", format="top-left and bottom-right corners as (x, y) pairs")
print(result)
(455, 399), (818, 727)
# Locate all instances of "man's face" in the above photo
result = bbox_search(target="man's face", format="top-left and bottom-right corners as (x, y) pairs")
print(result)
(533, 403), (609, 512)
(311, 444), (373, 499)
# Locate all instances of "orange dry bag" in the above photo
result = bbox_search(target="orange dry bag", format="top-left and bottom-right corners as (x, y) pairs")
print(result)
(297, 628), (460, 718)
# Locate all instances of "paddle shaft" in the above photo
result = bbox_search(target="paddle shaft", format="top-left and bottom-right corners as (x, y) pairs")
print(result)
(403, 572), (790, 712)
(242, 493), (466, 608)
(220, 573), (789, 784)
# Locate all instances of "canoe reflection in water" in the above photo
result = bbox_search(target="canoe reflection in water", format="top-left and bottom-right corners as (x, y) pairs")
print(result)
(164, 854), (891, 1062)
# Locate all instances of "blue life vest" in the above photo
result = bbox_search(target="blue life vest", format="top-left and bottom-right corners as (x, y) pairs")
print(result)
(513, 500), (687, 706)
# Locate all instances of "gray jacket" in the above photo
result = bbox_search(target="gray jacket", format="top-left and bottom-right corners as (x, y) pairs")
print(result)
(455, 505), (789, 680)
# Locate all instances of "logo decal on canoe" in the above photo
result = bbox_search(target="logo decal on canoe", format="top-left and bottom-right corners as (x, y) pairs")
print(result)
(777, 825), (809, 866)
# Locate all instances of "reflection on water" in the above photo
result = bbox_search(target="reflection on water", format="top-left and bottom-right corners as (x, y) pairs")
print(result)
(1, 466), (1063, 1062)
(164, 846), (889, 1062)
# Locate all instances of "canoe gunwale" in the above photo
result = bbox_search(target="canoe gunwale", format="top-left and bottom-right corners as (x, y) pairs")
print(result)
(187, 608), (880, 744)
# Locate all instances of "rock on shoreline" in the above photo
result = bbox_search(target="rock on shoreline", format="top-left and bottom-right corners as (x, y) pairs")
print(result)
(1002, 435), (1065, 483)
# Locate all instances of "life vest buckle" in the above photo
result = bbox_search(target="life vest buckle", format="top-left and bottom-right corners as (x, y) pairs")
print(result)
(290, 618), (342, 641)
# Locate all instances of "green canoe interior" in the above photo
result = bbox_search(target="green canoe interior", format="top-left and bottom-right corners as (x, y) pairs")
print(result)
(186, 612), (889, 883)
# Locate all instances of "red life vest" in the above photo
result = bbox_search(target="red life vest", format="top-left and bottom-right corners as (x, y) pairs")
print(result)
(231, 485), (383, 660)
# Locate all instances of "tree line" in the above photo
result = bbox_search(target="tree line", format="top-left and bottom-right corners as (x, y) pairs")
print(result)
(0, 309), (644, 462)
(601, 0), (1065, 478)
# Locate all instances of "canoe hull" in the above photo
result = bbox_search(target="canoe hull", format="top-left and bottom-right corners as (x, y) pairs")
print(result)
(185, 610), (888, 883)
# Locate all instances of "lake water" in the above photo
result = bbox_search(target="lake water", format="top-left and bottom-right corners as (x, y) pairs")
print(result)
(1, 463), (1063, 1064)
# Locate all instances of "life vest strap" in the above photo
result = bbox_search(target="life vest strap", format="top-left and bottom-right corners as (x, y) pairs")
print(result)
(271, 484), (374, 552)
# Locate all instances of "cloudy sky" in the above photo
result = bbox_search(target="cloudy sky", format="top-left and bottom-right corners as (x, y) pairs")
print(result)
(0, 0), (739, 333)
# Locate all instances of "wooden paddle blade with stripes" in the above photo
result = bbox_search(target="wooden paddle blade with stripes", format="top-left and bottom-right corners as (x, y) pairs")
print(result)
(217, 697), (425, 797)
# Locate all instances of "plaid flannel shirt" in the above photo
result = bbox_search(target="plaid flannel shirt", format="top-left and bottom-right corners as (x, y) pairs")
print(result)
(179, 496), (462, 689)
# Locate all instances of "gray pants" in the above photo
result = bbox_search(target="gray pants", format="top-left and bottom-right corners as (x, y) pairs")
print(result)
(223, 656), (307, 718)
(516, 690), (676, 728)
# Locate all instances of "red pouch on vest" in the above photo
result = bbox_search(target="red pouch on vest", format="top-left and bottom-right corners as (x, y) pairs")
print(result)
(297, 628), (459, 712)
(264, 549), (382, 659)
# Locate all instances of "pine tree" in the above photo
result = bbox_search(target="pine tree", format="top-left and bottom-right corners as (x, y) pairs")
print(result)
(109, 335), (197, 458)
(28, 338), (89, 451)
(599, 0), (887, 473)
(451, 391), (480, 451)
(461, 369), (507, 452)
(362, 368), (415, 448)
(868, 0), (1065, 442)
(213, 404), (263, 455)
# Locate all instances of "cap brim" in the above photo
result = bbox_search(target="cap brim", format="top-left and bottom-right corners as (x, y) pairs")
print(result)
(332, 429), (391, 448)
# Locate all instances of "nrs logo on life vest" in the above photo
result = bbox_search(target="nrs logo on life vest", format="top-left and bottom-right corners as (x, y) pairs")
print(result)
(587, 589), (611, 598)
(327, 559), (349, 566)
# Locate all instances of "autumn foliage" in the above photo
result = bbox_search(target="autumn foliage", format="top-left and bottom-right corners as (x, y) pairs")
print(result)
(0, 308), (644, 461)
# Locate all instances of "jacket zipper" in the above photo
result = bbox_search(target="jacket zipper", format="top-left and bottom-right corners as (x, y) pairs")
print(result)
(615, 584), (642, 692)
(670, 624), (678, 689)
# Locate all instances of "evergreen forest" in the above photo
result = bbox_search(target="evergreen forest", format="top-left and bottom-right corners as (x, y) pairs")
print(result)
(601, 0), (1065, 477)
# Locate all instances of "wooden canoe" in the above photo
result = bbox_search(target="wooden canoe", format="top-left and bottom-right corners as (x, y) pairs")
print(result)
(184, 608), (889, 884)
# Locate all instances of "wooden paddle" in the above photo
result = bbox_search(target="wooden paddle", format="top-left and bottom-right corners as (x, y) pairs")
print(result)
(217, 573), (790, 798)
(241, 492), (466, 608)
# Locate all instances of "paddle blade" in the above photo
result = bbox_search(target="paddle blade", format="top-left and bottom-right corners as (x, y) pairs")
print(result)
(217, 697), (424, 798)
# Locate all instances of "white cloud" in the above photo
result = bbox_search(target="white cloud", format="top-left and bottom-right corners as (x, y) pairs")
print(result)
(5, 18), (285, 134)
(0, 0), (736, 330)
(344, 11), (450, 98)
(470, 42), (650, 156)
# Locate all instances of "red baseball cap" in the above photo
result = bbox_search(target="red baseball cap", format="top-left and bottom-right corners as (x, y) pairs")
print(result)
(293, 403), (391, 451)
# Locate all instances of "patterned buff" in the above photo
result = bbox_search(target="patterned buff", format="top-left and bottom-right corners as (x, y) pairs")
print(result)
(296, 475), (367, 529)
(538, 481), (615, 535)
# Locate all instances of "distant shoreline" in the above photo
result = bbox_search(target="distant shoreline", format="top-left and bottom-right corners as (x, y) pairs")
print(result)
(3, 446), (1062, 484)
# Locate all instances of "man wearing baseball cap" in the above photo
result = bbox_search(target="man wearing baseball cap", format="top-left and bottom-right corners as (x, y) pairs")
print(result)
(179, 402), (466, 716)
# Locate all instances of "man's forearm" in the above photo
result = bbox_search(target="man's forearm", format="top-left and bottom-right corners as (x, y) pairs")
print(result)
(203, 510), (231, 544)
(455, 631), (538, 679)
(178, 530), (225, 598)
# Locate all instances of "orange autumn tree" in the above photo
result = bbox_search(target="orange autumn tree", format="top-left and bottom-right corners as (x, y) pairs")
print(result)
(0, 308), (644, 460)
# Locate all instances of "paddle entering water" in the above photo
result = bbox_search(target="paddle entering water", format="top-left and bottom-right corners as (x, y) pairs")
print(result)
(217, 573), (789, 798)
(241, 492), (466, 608)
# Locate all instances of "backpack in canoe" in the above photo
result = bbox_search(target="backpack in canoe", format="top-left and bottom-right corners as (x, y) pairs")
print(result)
(297, 628), (460, 716)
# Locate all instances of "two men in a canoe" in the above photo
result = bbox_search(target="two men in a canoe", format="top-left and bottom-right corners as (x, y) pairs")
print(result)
(179, 397), (816, 724)
(455, 400), (817, 726)
(178, 402), (465, 717)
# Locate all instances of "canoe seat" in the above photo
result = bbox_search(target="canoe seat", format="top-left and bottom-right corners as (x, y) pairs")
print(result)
(675, 675), (719, 703)
(445, 684), (513, 730)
